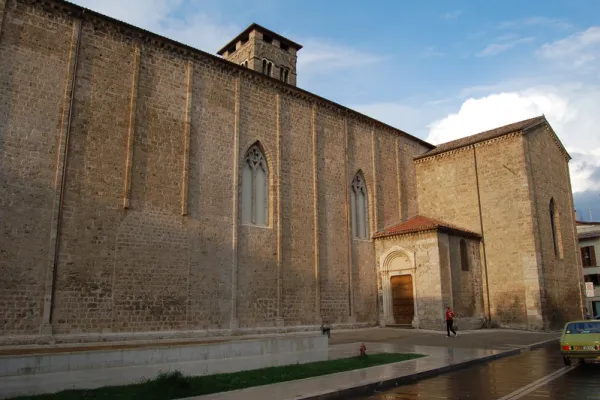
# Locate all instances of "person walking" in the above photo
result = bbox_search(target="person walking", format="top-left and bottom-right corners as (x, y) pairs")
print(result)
(446, 306), (457, 337)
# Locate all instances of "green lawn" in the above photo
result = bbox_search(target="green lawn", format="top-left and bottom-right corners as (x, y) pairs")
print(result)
(11, 353), (426, 400)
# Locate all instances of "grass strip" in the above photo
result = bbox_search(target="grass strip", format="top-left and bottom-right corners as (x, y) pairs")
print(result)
(11, 352), (426, 400)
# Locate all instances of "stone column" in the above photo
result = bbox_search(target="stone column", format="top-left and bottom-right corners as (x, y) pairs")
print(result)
(41, 16), (83, 335)
(181, 61), (193, 216)
(370, 125), (379, 233)
(312, 103), (321, 323)
(230, 75), (241, 330)
(395, 137), (402, 220)
(275, 93), (284, 327)
(123, 41), (141, 209)
(343, 113), (355, 322)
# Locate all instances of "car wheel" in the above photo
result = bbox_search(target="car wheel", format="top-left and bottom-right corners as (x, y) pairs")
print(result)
(563, 356), (571, 366)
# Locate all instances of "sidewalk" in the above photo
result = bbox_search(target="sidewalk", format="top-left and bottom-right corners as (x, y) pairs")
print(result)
(329, 327), (561, 350)
(183, 328), (561, 400)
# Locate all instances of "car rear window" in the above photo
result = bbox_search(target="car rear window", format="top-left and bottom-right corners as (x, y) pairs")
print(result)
(565, 321), (600, 334)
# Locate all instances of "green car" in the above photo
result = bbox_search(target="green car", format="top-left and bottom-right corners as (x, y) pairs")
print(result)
(560, 320), (600, 366)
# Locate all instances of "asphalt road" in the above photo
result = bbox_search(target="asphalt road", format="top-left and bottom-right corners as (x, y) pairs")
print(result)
(352, 344), (600, 400)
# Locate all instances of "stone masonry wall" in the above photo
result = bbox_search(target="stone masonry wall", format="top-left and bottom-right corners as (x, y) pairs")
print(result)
(0, 0), (73, 334)
(524, 125), (582, 328)
(447, 235), (484, 319)
(474, 134), (540, 329)
(416, 148), (482, 234)
(399, 139), (429, 221)
(0, 0), (431, 338)
(416, 134), (544, 329)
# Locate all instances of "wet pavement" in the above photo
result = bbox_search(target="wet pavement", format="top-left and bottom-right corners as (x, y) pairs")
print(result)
(352, 344), (600, 400)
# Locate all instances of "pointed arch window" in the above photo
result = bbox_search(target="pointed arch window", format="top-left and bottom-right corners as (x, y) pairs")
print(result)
(242, 145), (269, 226)
(549, 198), (558, 257)
(351, 173), (369, 239)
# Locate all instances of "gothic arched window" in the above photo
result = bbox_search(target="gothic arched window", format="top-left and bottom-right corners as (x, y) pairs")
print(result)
(351, 172), (369, 239)
(242, 144), (269, 226)
(460, 239), (469, 271)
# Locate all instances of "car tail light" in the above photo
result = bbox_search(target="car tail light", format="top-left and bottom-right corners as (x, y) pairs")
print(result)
(561, 345), (571, 351)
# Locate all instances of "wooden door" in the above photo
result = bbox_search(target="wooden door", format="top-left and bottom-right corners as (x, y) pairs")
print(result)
(391, 275), (414, 324)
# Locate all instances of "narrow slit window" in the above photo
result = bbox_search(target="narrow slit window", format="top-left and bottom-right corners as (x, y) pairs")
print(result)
(460, 239), (469, 271)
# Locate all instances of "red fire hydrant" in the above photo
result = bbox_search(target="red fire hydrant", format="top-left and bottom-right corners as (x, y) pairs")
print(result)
(360, 343), (367, 356)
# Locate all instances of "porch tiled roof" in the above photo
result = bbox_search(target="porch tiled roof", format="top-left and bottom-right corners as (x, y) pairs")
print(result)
(373, 215), (481, 239)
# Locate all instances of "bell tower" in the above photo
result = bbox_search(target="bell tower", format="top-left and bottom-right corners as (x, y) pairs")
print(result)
(217, 23), (302, 86)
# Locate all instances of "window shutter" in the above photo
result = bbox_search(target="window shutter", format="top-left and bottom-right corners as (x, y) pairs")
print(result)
(582, 247), (589, 267)
(591, 246), (597, 267)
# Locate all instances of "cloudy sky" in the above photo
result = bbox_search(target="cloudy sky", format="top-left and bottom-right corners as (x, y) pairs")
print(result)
(71, 0), (600, 221)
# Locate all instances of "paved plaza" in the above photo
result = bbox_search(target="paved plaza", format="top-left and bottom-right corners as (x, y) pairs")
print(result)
(0, 327), (561, 399)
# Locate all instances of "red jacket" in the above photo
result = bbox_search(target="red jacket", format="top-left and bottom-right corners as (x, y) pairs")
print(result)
(445, 310), (455, 321)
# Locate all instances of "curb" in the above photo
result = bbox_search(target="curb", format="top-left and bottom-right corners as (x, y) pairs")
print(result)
(300, 338), (560, 400)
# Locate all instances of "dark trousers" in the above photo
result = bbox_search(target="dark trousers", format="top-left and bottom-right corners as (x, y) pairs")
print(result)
(446, 320), (456, 336)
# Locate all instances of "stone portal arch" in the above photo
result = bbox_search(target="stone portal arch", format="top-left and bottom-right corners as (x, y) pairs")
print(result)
(379, 246), (418, 326)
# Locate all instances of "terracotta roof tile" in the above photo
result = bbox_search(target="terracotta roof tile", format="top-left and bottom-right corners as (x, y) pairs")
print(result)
(373, 215), (481, 239)
(415, 116), (546, 160)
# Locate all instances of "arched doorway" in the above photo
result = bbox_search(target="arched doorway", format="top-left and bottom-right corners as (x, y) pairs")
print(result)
(380, 247), (418, 326)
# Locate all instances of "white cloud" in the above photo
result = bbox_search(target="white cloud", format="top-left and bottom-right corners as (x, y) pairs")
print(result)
(426, 85), (600, 193)
(420, 46), (445, 58)
(73, 0), (181, 28)
(158, 14), (241, 54)
(476, 37), (535, 57)
(569, 149), (600, 194)
(441, 10), (463, 20)
(72, 0), (382, 77)
(498, 17), (573, 30)
(496, 33), (520, 42)
(537, 26), (600, 70)
(351, 102), (427, 137)
(425, 26), (600, 196)
(297, 40), (383, 76)
(72, 0), (239, 53)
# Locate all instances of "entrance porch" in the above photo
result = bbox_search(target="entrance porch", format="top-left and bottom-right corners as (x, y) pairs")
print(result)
(373, 215), (486, 331)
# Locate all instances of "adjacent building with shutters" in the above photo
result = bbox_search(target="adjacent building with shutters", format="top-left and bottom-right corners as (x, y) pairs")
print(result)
(577, 221), (600, 318)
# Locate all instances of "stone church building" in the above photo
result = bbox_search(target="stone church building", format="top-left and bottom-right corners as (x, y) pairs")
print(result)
(0, 0), (584, 342)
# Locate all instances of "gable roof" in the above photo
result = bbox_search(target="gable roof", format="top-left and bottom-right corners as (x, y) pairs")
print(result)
(373, 215), (481, 239)
(415, 116), (546, 160)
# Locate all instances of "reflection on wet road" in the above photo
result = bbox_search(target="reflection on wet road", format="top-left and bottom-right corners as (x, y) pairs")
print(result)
(353, 345), (600, 400)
